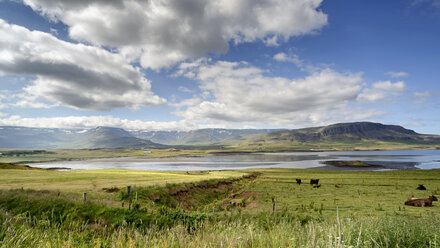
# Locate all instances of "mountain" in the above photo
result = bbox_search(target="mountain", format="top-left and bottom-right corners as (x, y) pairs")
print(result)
(130, 128), (280, 145)
(71, 127), (163, 149)
(0, 126), (74, 148)
(245, 122), (440, 146)
(0, 126), (163, 149)
(1, 122), (439, 149)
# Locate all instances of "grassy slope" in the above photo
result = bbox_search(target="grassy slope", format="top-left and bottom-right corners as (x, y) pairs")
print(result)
(0, 168), (246, 208)
(1, 167), (440, 247)
(229, 135), (440, 151)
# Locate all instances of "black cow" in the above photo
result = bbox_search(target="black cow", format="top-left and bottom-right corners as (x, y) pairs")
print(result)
(296, 179), (302, 185)
(416, 184), (426, 190)
(313, 185), (321, 188)
(310, 179), (320, 185)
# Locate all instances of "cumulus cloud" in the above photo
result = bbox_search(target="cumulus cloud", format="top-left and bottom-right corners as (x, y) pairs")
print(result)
(0, 19), (165, 111)
(20, 0), (328, 69)
(273, 52), (319, 72)
(357, 81), (406, 103)
(0, 114), (199, 131)
(373, 81), (406, 91)
(385, 71), (408, 78)
(172, 60), (384, 127)
(413, 91), (432, 103)
(178, 86), (195, 93)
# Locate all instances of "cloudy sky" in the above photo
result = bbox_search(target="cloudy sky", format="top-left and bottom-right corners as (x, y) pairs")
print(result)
(0, 0), (439, 133)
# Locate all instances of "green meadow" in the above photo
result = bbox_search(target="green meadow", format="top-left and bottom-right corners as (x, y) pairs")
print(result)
(1, 164), (440, 247)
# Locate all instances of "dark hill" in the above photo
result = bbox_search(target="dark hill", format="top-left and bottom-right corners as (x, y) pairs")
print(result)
(253, 122), (440, 145)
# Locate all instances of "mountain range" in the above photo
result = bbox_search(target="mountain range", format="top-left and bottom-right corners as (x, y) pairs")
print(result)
(244, 122), (440, 147)
(130, 129), (279, 145)
(0, 126), (163, 149)
(0, 122), (439, 149)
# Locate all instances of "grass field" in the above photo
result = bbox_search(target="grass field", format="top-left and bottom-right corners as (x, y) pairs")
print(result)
(1, 166), (440, 247)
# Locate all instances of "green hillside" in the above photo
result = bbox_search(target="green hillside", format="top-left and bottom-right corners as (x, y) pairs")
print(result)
(233, 122), (440, 150)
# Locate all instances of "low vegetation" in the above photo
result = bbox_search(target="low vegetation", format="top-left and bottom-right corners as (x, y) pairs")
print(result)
(0, 162), (38, 170)
(0, 166), (439, 247)
(321, 160), (384, 168)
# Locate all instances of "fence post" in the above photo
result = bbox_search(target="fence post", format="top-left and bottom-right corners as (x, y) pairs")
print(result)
(127, 186), (132, 210)
(272, 196), (276, 213)
(83, 192), (87, 203)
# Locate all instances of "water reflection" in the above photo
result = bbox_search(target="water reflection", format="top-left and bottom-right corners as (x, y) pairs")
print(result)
(30, 150), (440, 171)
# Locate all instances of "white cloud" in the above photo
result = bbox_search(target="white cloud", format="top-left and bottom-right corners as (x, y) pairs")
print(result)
(356, 89), (387, 103)
(0, 19), (165, 111)
(386, 71), (408, 78)
(0, 93), (6, 109)
(264, 36), (280, 47)
(169, 96), (201, 108)
(0, 115), (199, 131)
(20, 0), (328, 69)
(0, 114), (256, 131)
(273, 52), (318, 72)
(273, 52), (291, 62)
(178, 86), (195, 93)
(373, 81), (406, 91)
(357, 81), (406, 103)
(172, 60), (386, 127)
(413, 91), (432, 103)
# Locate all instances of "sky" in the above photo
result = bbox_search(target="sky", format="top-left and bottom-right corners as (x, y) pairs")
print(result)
(0, 0), (439, 133)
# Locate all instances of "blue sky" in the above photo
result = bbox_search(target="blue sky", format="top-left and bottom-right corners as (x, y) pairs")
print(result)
(0, 0), (439, 133)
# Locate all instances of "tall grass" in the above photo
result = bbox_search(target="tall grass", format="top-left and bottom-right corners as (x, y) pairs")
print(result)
(1, 209), (439, 247)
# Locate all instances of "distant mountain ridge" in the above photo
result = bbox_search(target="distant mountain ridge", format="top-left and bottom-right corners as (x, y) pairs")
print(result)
(0, 122), (439, 149)
(0, 126), (163, 149)
(248, 122), (440, 145)
(131, 128), (280, 145)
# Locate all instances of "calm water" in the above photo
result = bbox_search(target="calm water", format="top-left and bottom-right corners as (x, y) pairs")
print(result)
(29, 150), (440, 171)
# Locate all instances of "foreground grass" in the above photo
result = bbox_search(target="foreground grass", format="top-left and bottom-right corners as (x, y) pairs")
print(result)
(1, 204), (439, 247)
(1, 167), (440, 247)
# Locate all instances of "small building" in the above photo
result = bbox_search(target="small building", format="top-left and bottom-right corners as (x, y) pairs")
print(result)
(143, 151), (152, 154)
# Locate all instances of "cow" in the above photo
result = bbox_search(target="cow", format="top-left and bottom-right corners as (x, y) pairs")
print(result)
(313, 184), (321, 188)
(335, 184), (341, 188)
(310, 179), (319, 185)
(296, 179), (302, 185)
(404, 195), (438, 207)
(416, 184), (426, 190)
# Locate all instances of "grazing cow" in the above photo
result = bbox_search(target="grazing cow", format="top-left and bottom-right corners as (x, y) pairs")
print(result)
(335, 184), (341, 188)
(296, 179), (302, 185)
(313, 184), (321, 188)
(404, 195), (438, 207)
(310, 179), (320, 185)
(416, 184), (426, 190)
